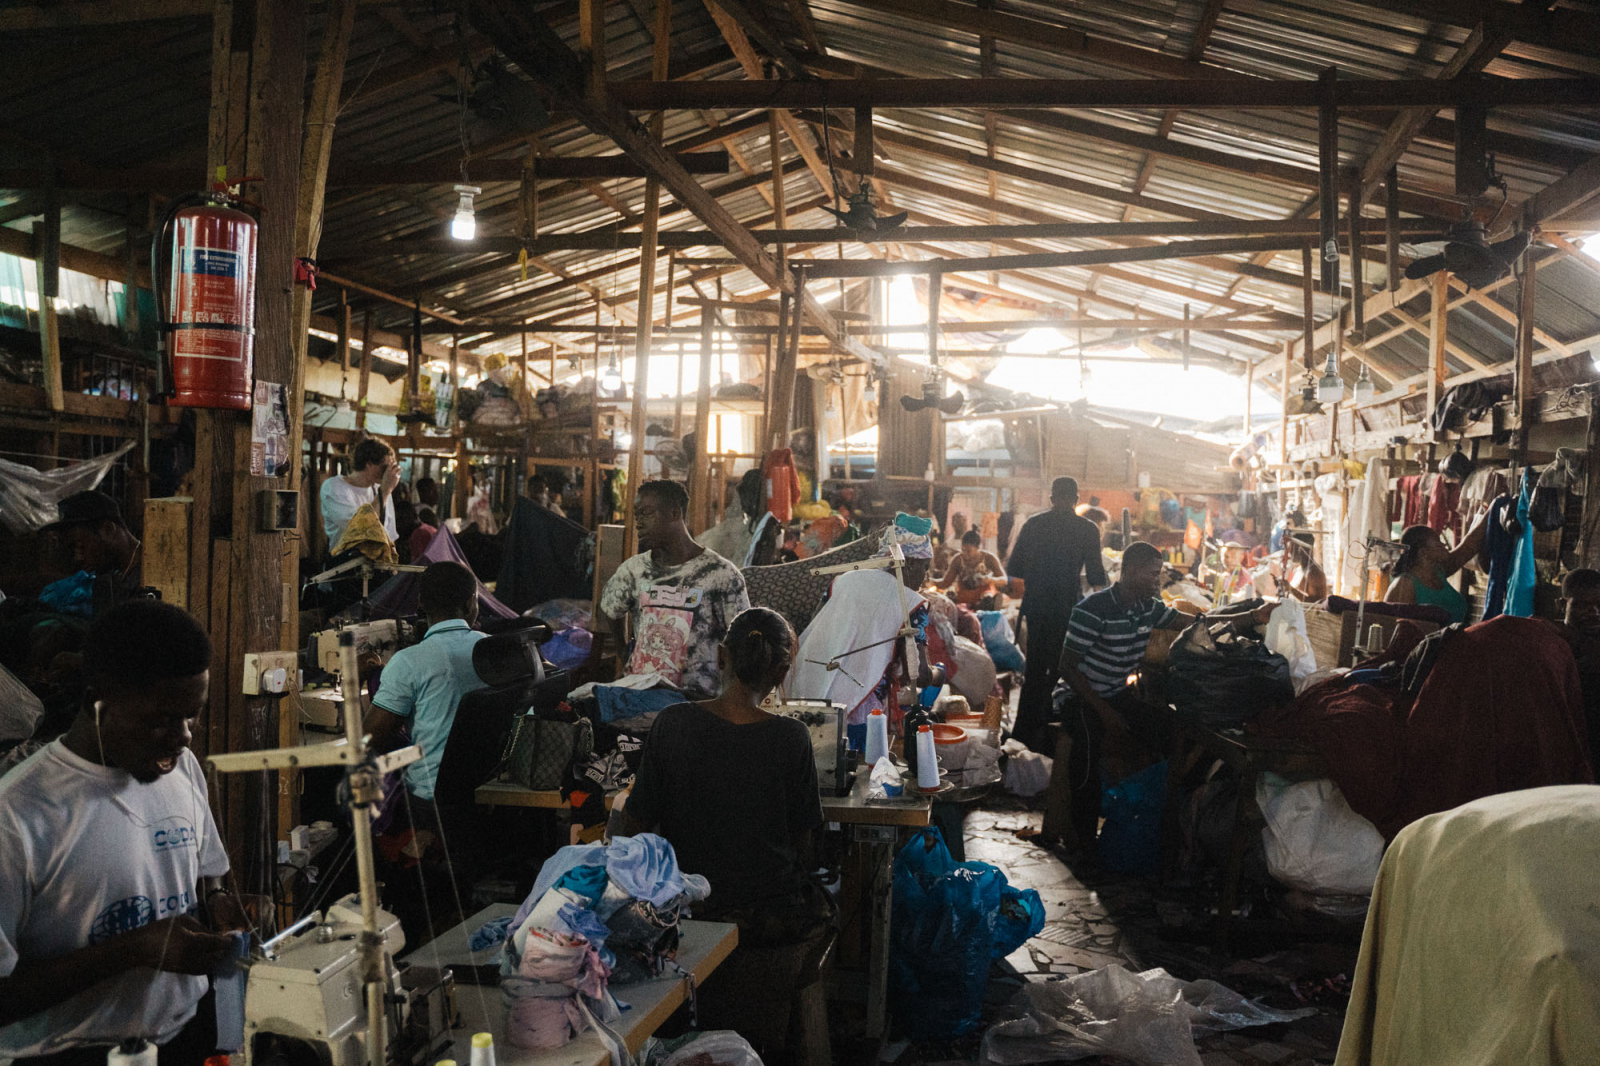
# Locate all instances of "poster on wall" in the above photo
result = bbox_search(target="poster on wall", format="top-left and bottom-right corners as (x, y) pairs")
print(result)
(250, 381), (291, 478)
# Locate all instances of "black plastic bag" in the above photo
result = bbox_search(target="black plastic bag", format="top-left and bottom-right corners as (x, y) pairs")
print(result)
(1165, 619), (1294, 728)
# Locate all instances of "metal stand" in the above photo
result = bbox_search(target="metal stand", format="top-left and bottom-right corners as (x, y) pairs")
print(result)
(207, 627), (422, 1066)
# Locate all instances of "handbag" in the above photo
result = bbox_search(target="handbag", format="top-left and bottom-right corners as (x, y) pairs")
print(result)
(500, 713), (594, 790)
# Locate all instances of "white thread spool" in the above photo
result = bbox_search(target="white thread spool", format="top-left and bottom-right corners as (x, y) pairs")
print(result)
(864, 708), (889, 767)
(107, 1041), (157, 1066)
(471, 1032), (496, 1066)
(914, 725), (940, 791)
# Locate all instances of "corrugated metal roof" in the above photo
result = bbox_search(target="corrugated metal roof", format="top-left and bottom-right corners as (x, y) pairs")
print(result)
(0, 0), (1596, 397)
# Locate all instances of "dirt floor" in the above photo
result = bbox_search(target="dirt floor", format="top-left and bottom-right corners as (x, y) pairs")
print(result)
(855, 798), (1358, 1066)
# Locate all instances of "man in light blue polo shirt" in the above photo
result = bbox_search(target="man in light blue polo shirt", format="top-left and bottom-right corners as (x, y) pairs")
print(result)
(365, 561), (485, 802)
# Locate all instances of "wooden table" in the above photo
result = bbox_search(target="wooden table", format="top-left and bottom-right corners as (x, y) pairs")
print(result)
(402, 903), (738, 1066)
(475, 768), (932, 826)
(475, 780), (617, 810)
(475, 768), (930, 1039)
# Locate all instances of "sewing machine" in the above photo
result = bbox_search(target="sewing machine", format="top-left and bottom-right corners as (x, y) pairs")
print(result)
(240, 897), (456, 1066)
(776, 698), (850, 797)
(311, 619), (406, 676)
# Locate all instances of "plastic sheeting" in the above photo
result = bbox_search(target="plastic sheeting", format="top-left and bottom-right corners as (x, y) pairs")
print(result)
(982, 965), (1315, 1066)
(0, 442), (133, 534)
(358, 523), (517, 621)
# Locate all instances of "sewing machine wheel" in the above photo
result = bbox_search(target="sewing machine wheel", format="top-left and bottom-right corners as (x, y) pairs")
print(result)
(251, 1033), (328, 1066)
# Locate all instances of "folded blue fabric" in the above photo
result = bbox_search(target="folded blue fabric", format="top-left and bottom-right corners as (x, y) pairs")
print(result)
(470, 914), (514, 951)
(594, 683), (685, 724)
(555, 863), (609, 904)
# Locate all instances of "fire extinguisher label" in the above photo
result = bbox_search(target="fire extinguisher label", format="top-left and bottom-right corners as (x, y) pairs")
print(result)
(174, 245), (247, 361)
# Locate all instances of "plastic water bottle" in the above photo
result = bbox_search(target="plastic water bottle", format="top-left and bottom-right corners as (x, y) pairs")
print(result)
(471, 1032), (496, 1066)
(914, 725), (940, 791)
(864, 708), (889, 768)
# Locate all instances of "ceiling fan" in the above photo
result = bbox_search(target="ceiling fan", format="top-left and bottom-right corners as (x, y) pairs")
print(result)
(1403, 221), (1532, 290)
(1402, 99), (1532, 290)
(899, 375), (964, 414)
(822, 188), (908, 233)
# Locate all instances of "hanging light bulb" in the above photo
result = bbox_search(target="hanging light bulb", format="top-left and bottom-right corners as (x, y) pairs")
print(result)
(451, 184), (480, 241)
(1316, 348), (1344, 404)
(601, 352), (624, 393)
(1353, 365), (1375, 402)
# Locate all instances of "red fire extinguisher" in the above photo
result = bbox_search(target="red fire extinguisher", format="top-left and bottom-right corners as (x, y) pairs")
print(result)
(154, 191), (258, 410)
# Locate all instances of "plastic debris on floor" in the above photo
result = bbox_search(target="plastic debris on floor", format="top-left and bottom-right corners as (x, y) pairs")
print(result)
(981, 964), (1315, 1066)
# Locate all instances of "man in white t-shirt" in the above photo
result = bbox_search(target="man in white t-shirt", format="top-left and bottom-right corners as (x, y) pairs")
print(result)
(600, 480), (749, 700)
(0, 601), (245, 1065)
(320, 437), (401, 551)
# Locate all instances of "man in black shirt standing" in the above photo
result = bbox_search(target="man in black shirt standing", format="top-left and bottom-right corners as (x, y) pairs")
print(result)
(1006, 477), (1108, 751)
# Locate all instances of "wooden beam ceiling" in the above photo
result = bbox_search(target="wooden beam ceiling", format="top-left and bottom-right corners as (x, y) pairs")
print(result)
(603, 77), (1598, 112)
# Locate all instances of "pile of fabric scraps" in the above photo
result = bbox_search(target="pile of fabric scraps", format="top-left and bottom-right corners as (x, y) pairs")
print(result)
(500, 834), (711, 1053)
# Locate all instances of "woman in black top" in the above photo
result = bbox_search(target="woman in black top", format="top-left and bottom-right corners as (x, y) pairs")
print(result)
(624, 606), (830, 1061)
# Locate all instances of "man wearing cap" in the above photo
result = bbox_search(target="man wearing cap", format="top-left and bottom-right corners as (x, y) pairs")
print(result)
(43, 491), (144, 617)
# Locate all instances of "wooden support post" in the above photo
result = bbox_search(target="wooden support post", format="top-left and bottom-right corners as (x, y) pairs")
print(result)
(1244, 360), (1254, 438)
(356, 309), (373, 429)
(1280, 341), (1291, 465)
(580, 0), (607, 102)
(769, 110), (787, 266)
(1427, 271), (1449, 440)
(1300, 244), (1315, 370)
(767, 270), (805, 452)
(454, 435), (471, 520)
(1580, 391), (1600, 571)
(622, 0), (669, 550)
(690, 306), (716, 532)
(1385, 165), (1401, 292)
(1516, 255), (1537, 439)
(1317, 66), (1340, 299)
(337, 289), (351, 373)
(854, 106), (875, 176)
(33, 215), (63, 413)
(927, 271), (944, 480)
(448, 334), (460, 434)
(1348, 186), (1364, 336)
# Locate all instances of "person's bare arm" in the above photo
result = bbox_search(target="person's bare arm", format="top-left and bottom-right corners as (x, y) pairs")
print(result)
(361, 704), (408, 753)
(1059, 647), (1129, 739)
(0, 915), (233, 1026)
(1443, 515), (1489, 577)
(982, 552), (1007, 581)
(1384, 575), (1417, 605)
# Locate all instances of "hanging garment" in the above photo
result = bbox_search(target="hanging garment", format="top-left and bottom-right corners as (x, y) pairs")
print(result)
(497, 495), (595, 611)
(1505, 474), (1538, 618)
(1426, 477), (1463, 541)
(761, 448), (801, 524)
(363, 523), (518, 621)
(1482, 495), (1517, 621)
(1339, 460), (1390, 599)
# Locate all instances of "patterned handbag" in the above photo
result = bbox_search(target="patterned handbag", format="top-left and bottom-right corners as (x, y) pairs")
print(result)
(500, 713), (594, 790)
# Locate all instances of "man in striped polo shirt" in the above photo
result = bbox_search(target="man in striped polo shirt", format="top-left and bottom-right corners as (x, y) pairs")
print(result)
(1056, 541), (1195, 858)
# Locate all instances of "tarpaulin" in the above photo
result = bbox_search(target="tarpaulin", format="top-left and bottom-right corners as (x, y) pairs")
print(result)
(362, 523), (517, 621)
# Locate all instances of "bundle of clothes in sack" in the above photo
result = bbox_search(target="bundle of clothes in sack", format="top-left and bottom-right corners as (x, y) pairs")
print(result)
(488, 834), (711, 1059)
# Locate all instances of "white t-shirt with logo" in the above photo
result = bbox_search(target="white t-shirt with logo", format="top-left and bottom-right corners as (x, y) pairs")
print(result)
(0, 741), (229, 1057)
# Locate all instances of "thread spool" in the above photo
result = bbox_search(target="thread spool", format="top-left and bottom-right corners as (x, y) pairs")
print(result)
(471, 1032), (496, 1066)
(107, 1041), (157, 1066)
(914, 725), (940, 791)
(864, 709), (889, 767)
(1366, 624), (1384, 655)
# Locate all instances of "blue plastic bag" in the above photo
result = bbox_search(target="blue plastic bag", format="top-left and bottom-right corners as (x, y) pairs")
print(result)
(890, 826), (1043, 1040)
(1098, 760), (1168, 876)
(978, 610), (1026, 673)
(37, 570), (95, 617)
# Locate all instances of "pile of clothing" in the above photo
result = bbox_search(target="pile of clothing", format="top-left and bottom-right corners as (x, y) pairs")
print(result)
(494, 834), (711, 1054)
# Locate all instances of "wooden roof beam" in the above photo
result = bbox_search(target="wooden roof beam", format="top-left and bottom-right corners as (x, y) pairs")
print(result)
(604, 77), (1598, 112)
(802, 236), (1312, 277)
(1355, 19), (1516, 203)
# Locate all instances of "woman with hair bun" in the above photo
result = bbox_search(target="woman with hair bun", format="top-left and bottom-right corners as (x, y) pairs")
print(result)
(1383, 517), (1488, 625)
(623, 606), (830, 1059)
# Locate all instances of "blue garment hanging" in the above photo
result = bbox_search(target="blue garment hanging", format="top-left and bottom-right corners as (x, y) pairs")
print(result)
(1482, 495), (1516, 620)
(1505, 470), (1538, 618)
